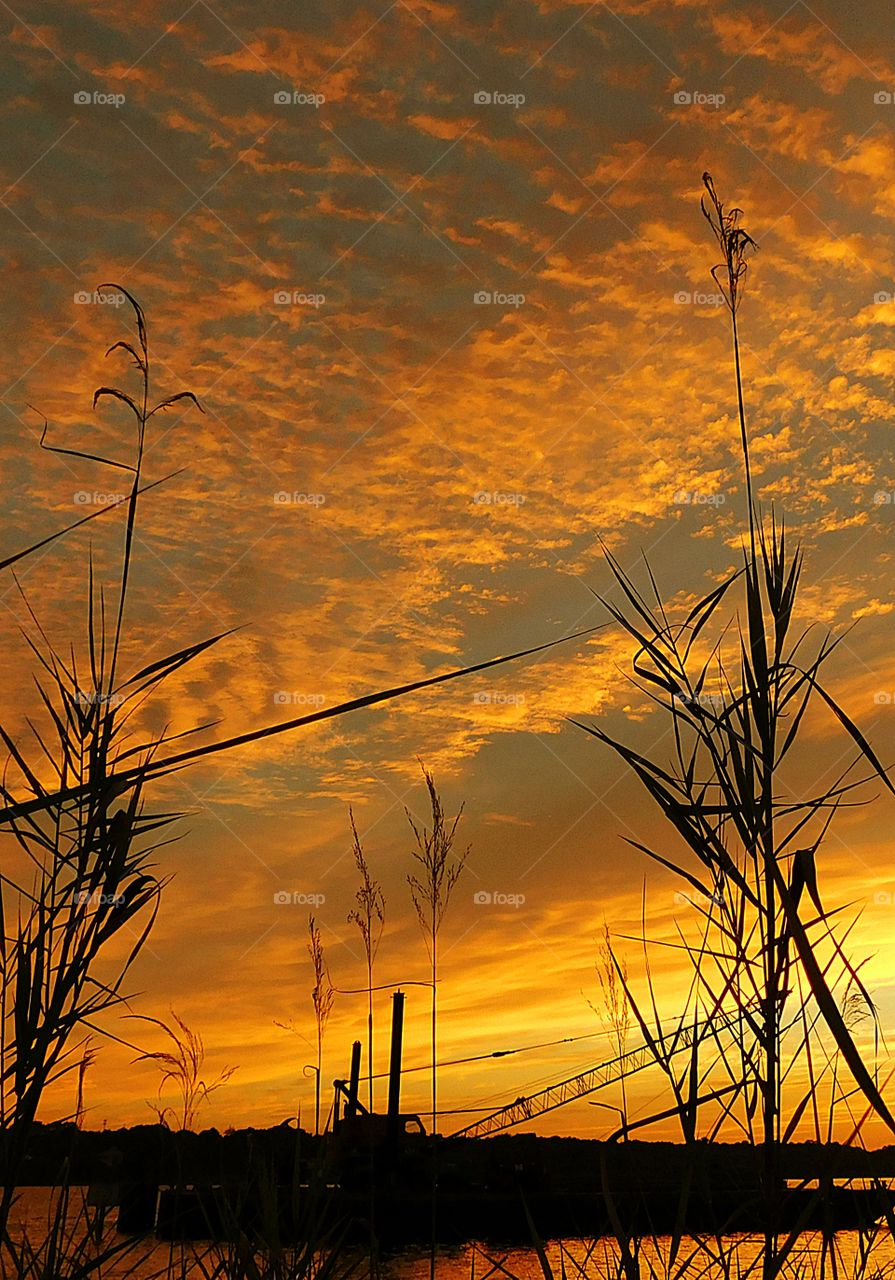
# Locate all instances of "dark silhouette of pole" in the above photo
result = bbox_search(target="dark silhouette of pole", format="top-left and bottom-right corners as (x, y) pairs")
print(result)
(302, 1065), (320, 1135)
(387, 991), (405, 1138)
(347, 1040), (362, 1119)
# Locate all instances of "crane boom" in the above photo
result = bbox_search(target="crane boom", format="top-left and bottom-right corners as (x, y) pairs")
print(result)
(449, 1006), (746, 1139)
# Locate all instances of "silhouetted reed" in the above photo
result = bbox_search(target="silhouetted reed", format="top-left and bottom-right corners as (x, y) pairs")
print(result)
(136, 1010), (237, 1132)
(406, 764), (470, 1138)
(308, 915), (335, 1137)
(574, 174), (895, 1279)
(347, 811), (385, 1116)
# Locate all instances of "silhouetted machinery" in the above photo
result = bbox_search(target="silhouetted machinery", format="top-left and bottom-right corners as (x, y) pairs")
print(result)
(108, 993), (895, 1243)
(331, 991), (425, 1155)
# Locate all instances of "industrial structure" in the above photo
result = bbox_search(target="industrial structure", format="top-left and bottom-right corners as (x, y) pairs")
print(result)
(331, 990), (750, 1143)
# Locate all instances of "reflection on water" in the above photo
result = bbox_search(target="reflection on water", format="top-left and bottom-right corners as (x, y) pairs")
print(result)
(7, 1188), (895, 1280)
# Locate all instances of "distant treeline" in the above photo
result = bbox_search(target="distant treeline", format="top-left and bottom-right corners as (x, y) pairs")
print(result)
(11, 1121), (895, 1191)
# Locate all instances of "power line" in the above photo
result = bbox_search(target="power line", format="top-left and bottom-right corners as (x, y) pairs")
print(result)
(363, 1029), (607, 1080)
(334, 981), (433, 993)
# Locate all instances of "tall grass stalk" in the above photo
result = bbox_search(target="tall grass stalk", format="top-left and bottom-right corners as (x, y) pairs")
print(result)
(407, 765), (470, 1280)
(308, 915), (335, 1136)
(347, 811), (385, 1114)
(406, 766), (470, 1137)
(592, 924), (632, 1136)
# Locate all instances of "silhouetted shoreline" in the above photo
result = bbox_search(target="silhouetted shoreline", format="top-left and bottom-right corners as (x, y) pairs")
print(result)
(13, 1120), (895, 1193)
(10, 1121), (895, 1243)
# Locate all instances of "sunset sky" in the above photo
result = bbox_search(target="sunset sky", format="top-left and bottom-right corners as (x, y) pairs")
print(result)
(4, 0), (895, 1143)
